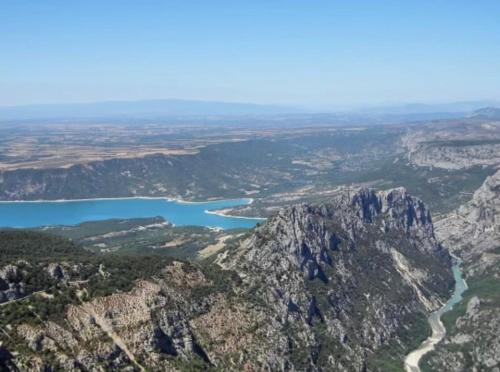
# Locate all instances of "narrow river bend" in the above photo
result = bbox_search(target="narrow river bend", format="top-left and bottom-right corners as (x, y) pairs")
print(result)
(404, 255), (467, 372)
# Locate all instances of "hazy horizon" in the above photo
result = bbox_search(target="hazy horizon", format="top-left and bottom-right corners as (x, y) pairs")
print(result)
(1, 97), (499, 111)
(1, 97), (498, 123)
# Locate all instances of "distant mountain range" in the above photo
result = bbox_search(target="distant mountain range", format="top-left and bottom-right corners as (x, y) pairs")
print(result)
(0, 99), (302, 121)
(469, 106), (500, 120)
(0, 99), (498, 122)
(355, 101), (500, 115)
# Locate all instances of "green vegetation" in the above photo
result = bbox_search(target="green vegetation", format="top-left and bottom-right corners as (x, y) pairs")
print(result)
(1, 286), (81, 325)
(0, 229), (176, 292)
(367, 314), (430, 372)
(0, 128), (401, 201)
(421, 271), (500, 371)
(0, 230), (176, 328)
(40, 217), (167, 240)
(39, 218), (229, 261)
(357, 160), (495, 214)
(0, 229), (83, 264)
(441, 275), (500, 334)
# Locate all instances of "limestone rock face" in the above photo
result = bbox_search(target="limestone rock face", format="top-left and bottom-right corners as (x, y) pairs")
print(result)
(0, 264), (26, 302)
(46, 263), (68, 281)
(436, 169), (500, 263)
(408, 142), (500, 169)
(223, 187), (452, 370)
(464, 170), (500, 231)
(402, 119), (500, 170)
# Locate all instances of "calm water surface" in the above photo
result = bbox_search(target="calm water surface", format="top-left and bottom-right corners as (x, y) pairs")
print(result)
(0, 198), (263, 229)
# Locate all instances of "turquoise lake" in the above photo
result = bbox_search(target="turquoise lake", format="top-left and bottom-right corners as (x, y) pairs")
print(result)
(0, 198), (263, 230)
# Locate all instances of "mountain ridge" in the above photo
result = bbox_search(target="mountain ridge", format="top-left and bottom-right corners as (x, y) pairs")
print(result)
(0, 99), (302, 121)
(0, 187), (453, 371)
(469, 106), (500, 120)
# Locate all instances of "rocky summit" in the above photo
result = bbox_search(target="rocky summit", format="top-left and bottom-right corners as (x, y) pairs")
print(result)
(0, 188), (453, 371)
(225, 187), (453, 370)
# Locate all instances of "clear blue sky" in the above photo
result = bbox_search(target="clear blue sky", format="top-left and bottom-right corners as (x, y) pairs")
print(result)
(1, 0), (499, 107)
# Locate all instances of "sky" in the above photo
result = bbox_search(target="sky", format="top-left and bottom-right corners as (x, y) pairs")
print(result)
(1, 0), (500, 108)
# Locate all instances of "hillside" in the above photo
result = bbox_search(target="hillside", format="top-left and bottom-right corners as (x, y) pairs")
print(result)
(470, 106), (500, 120)
(0, 187), (453, 371)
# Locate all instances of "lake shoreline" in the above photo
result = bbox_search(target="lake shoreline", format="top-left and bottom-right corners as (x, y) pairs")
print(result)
(0, 196), (254, 205)
(204, 209), (266, 221)
(0, 197), (262, 230)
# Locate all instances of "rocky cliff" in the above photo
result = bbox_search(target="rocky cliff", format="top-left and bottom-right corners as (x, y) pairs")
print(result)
(0, 188), (453, 371)
(223, 187), (452, 370)
(408, 142), (500, 170)
(402, 118), (500, 170)
(435, 169), (500, 261)
(422, 170), (500, 371)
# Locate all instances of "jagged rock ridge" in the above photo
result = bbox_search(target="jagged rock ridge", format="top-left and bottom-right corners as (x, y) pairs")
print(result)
(223, 187), (452, 370)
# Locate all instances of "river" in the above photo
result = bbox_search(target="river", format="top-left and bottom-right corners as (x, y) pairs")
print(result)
(404, 255), (468, 372)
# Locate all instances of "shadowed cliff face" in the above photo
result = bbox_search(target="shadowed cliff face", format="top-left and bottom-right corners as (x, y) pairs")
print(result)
(0, 188), (453, 372)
